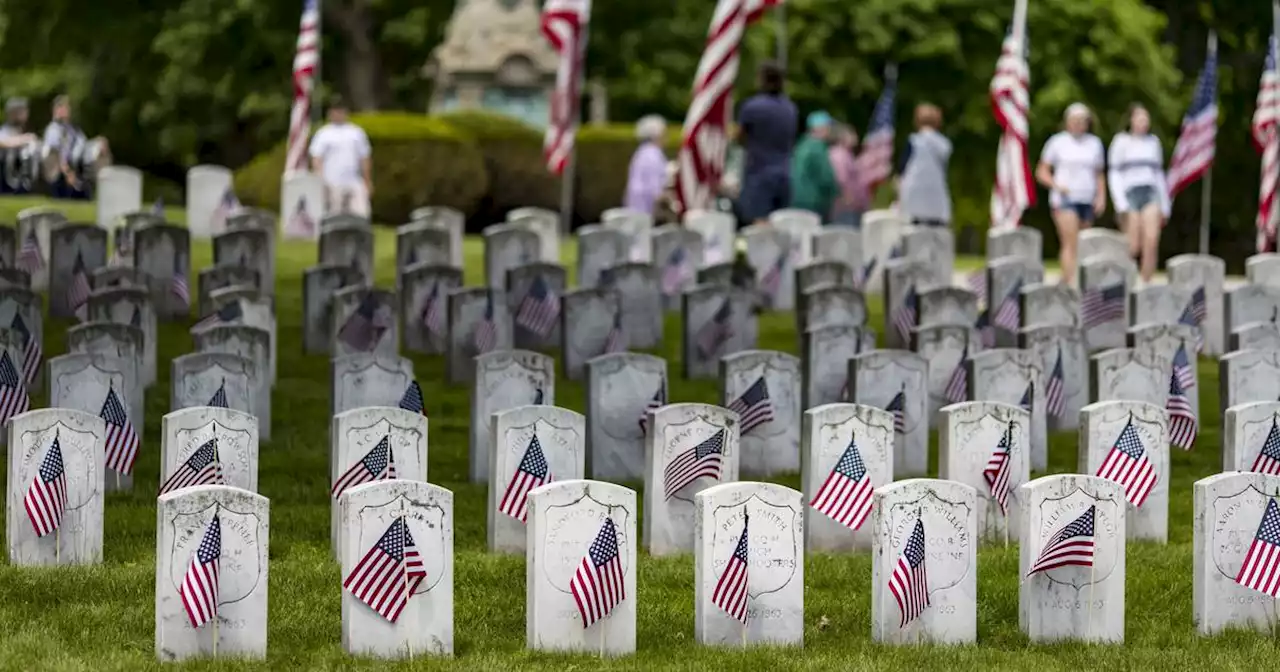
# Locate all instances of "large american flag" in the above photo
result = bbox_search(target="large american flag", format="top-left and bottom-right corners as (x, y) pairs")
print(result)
(343, 517), (426, 624)
(1179, 287), (1206, 351)
(638, 383), (666, 435)
(989, 30), (1035, 230)
(889, 517), (930, 628)
(855, 67), (897, 192)
(663, 428), (725, 500)
(180, 515), (221, 629)
(101, 385), (140, 475)
(171, 256), (190, 312)
(661, 247), (693, 296)
(207, 379), (229, 408)
(67, 252), (91, 321)
(891, 286), (917, 344)
(1045, 349), (1066, 419)
(17, 229), (43, 274)
(1173, 344), (1196, 391)
(285, 0), (319, 173)
(992, 280), (1021, 331)
(339, 293), (393, 352)
(1026, 505), (1095, 576)
(1080, 283), (1125, 329)
(1168, 34), (1219, 201)
(420, 282), (446, 339)
(712, 515), (750, 623)
(673, 0), (783, 213)
(516, 275), (561, 338)
(160, 438), (225, 495)
(695, 299), (734, 360)
(499, 434), (554, 523)
(1096, 420), (1158, 507)
(1167, 369), (1198, 450)
(0, 350), (30, 425)
(1235, 498), (1280, 597)
(398, 381), (425, 416)
(569, 517), (626, 628)
(945, 355), (968, 404)
(1251, 419), (1280, 475)
(886, 389), (906, 434)
(474, 291), (499, 354)
(332, 435), (396, 500)
(983, 422), (1014, 516)
(11, 312), (40, 385)
(728, 376), (775, 435)
(540, 0), (591, 175)
(1257, 35), (1280, 252)
(809, 434), (874, 530)
(24, 433), (67, 538)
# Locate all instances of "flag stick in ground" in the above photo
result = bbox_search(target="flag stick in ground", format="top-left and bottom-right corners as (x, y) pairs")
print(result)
(213, 502), (221, 657)
(402, 498), (414, 660)
(1200, 31), (1218, 254)
(1087, 544), (1097, 638)
(56, 527), (60, 564)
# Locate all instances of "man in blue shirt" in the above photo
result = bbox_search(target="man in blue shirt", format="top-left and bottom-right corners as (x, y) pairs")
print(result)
(735, 61), (797, 226)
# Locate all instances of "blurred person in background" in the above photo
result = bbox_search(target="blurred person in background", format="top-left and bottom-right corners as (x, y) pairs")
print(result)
(624, 115), (668, 216)
(895, 103), (953, 227)
(828, 123), (869, 226)
(1108, 103), (1169, 283)
(43, 95), (108, 199)
(0, 99), (36, 147)
(790, 111), (838, 218)
(309, 97), (373, 217)
(1036, 103), (1106, 286)
(736, 61), (797, 225)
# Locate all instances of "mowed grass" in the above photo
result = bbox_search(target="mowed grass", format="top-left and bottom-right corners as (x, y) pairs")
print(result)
(0, 195), (1267, 671)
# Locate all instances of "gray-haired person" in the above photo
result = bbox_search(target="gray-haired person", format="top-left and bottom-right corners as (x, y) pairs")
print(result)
(624, 115), (668, 216)
(0, 99), (37, 147)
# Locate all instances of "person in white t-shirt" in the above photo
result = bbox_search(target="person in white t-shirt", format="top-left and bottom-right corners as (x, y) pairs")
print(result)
(1108, 104), (1170, 283)
(308, 98), (372, 217)
(1036, 103), (1106, 287)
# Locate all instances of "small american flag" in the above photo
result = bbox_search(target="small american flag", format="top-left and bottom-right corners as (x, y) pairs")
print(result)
(498, 434), (553, 522)
(331, 435), (396, 500)
(343, 517), (426, 624)
(286, 0), (319, 173)
(1019, 383), (1033, 412)
(1168, 33), (1219, 201)
(420, 282), (446, 339)
(1251, 419), (1280, 475)
(983, 422), (1014, 516)
(975, 310), (996, 349)
(398, 381), (425, 416)
(1167, 369), (1198, 450)
(474, 291), (499, 354)
(945, 356), (968, 403)
(967, 270), (988, 307)
(663, 429), (725, 500)
(1173, 344), (1196, 391)
(809, 433), (875, 530)
(180, 515), (221, 629)
(891, 286), (917, 344)
(992, 280), (1022, 331)
(17, 229), (43, 274)
(712, 515), (750, 623)
(856, 257), (877, 290)
(1236, 498), (1280, 596)
(661, 247), (693, 296)
(212, 187), (241, 231)
(160, 438), (225, 495)
(24, 432), (67, 537)
(11, 312), (40, 385)
(638, 383), (666, 435)
(339, 293), (393, 352)
(1178, 290), (1205, 352)
(194, 301), (243, 331)
(171, 257), (190, 311)
(760, 255), (785, 300)
(603, 308), (625, 354)
(1080, 283), (1125, 329)
(855, 68), (897, 192)
(1026, 505), (1095, 575)
(0, 350), (30, 425)
(886, 389), (906, 434)
(516, 276), (561, 338)
(569, 517), (626, 628)
(207, 379), (229, 408)
(67, 252), (91, 321)
(1095, 420), (1158, 507)
(101, 385), (140, 475)
(728, 376), (775, 435)
(287, 196), (317, 237)
(889, 517), (930, 628)
(695, 299), (734, 360)
(1045, 349), (1066, 419)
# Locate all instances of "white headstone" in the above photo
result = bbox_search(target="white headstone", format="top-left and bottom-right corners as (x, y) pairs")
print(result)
(470, 350), (555, 483)
(938, 401), (1030, 542)
(160, 407), (259, 494)
(801, 403), (893, 552)
(1223, 401), (1280, 472)
(186, 165), (234, 240)
(644, 403), (741, 556)
(585, 353), (666, 482)
(488, 405), (585, 553)
(330, 407), (429, 555)
(331, 353), (416, 417)
(96, 166), (143, 230)
(1193, 472), (1280, 635)
(1079, 400), (1169, 542)
(720, 350), (801, 477)
(279, 172), (325, 240)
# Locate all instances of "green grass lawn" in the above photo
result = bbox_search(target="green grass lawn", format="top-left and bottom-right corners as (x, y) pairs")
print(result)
(0, 196), (1263, 670)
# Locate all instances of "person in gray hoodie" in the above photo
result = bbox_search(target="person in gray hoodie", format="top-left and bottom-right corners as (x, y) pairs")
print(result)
(894, 104), (952, 227)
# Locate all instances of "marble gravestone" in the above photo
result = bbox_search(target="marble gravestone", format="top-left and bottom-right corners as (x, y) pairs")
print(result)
(1020, 283), (1080, 330)
(871, 479), (978, 645)
(526, 480), (637, 655)
(697, 263), (736, 289)
(506, 262), (567, 351)
(318, 224), (375, 285)
(1247, 254), (1280, 287)
(1231, 322), (1280, 353)
(1128, 322), (1200, 418)
(882, 258), (937, 350)
(1018, 474), (1126, 643)
(967, 349), (1046, 471)
(795, 261), (854, 297)
(508, 208), (560, 263)
(1079, 400), (1170, 542)
(915, 287), (978, 332)
(470, 350), (555, 484)
(213, 228), (274, 297)
(685, 210), (736, 266)
(801, 403), (894, 551)
(1078, 228), (1129, 264)
(1225, 284), (1280, 340)
(743, 224), (796, 310)
(1193, 472), (1280, 635)
(330, 354), (416, 417)
(408, 206), (465, 268)
(96, 165), (143, 230)
(1168, 254), (1225, 356)
(66, 322), (144, 397)
(330, 407), (429, 554)
(132, 223), (192, 319)
(302, 264), (364, 354)
(802, 324), (876, 410)
(901, 227), (955, 282)
(170, 353), (257, 422)
(395, 224), (452, 287)
(0, 286), (44, 392)
(720, 350), (801, 477)
(797, 284), (867, 338)
(600, 262), (663, 350)
(330, 287), (398, 359)
(192, 326), (272, 439)
(938, 401), (1031, 541)
(92, 266), (152, 291)
(49, 223), (108, 318)
(576, 228), (628, 290)
(161, 407), (259, 494)
(1090, 346), (1171, 409)
(694, 482), (804, 647)
(0, 267), (31, 289)
(987, 257), (1044, 346)
(445, 288), (514, 385)
(1019, 324), (1089, 431)
(651, 225), (704, 311)
(849, 351), (929, 478)
(339, 480), (454, 658)
(1078, 257), (1135, 351)
(48, 354), (143, 492)
(1129, 285), (1189, 329)
(1223, 401), (1280, 472)
(197, 264), (261, 319)
(770, 209), (821, 264)
(560, 288), (622, 381)
(682, 285), (759, 380)
(186, 165), (234, 239)
(915, 324), (978, 420)
(6, 409), (106, 566)
(1220, 349), (1280, 416)
(859, 211), (911, 295)
(585, 352), (666, 481)
(278, 172), (324, 240)
(644, 403), (741, 556)
(86, 286), (157, 387)
(484, 224), (539, 289)
(812, 227), (863, 275)
(399, 264), (463, 355)
(601, 209), (653, 263)
(17, 207), (64, 291)
(988, 227), (1042, 262)
(488, 405), (585, 554)
(154, 485), (269, 661)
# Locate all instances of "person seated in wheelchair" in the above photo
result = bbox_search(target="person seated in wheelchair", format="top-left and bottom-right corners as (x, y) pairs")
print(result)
(42, 95), (111, 199)
(0, 99), (42, 194)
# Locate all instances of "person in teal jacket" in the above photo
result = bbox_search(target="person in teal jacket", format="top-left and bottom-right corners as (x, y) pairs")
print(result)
(789, 111), (838, 218)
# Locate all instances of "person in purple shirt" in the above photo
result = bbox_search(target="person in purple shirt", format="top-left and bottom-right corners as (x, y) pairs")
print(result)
(624, 115), (669, 216)
(735, 61), (798, 225)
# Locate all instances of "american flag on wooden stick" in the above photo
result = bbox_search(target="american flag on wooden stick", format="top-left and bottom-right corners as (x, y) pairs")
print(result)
(398, 381), (425, 416)
(1095, 420), (1158, 507)
(10, 312), (39, 385)
(728, 376), (775, 435)
(1257, 35), (1280, 251)
(1179, 287), (1207, 351)
(569, 517), (625, 628)
(638, 383), (665, 435)
(1234, 498), (1280, 597)
(17, 229), (43, 274)
(101, 384), (140, 475)
(516, 276), (561, 338)
(983, 422), (1014, 516)
(343, 517), (426, 624)
(1167, 369), (1198, 450)
(474, 291), (499, 354)
(339, 293), (393, 352)
(1168, 33), (1219, 202)
(195, 301), (242, 331)
(540, 0), (591, 175)
(160, 438), (224, 495)
(1026, 505), (1095, 575)
(1252, 419), (1280, 475)
(420, 282), (446, 339)
(661, 247), (693, 296)
(498, 434), (553, 523)
(886, 389), (906, 434)
(285, 0), (319, 173)
(180, 515), (221, 628)
(171, 256), (190, 311)
(695, 299), (734, 360)
(945, 356), (968, 404)
(0, 350), (30, 426)
(331, 435), (396, 500)
(993, 280), (1021, 331)
(712, 515), (750, 623)
(990, 29), (1035, 229)
(24, 432), (67, 537)
(1080, 283), (1125, 329)
(809, 433), (874, 530)
(663, 429), (725, 500)
(889, 517), (930, 628)
(1173, 343), (1196, 391)
(1045, 349), (1066, 419)
(67, 252), (91, 321)
(891, 286), (917, 344)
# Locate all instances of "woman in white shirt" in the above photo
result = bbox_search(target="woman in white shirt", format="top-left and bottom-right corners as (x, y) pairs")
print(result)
(1035, 103), (1106, 287)
(1108, 104), (1170, 283)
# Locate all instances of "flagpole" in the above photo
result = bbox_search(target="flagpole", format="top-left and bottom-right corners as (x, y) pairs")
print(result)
(1198, 31), (1217, 255)
(402, 500), (414, 660)
(311, 0), (323, 131)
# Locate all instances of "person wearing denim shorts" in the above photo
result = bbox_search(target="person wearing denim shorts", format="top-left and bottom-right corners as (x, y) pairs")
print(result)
(1108, 104), (1170, 283)
(1036, 103), (1106, 287)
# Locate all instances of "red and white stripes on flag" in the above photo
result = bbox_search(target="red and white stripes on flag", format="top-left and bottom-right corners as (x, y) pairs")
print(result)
(983, 422), (1014, 516)
(989, 31), (1035, 230)
(24, 433), (67, 538)
(889, 517), (930, 628)
(0, 350), (30, 427)
(286, 0), (320, 174)
(343, 517), (426, 624)
(1255, 36), (1279, 252)
(1168, 34), (1219, 202)
(712, 515), (750, 623)
(674, 0), (783, 213)
(180, 514), (221, 629)
(569, 517), (626, 628)
(101, 385), (140, 475)
(1096, 420), (1158, 508)
(1234, 498), (1280, 597)
(498, 435), (553, 523)
(540, 0), (591, 175)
